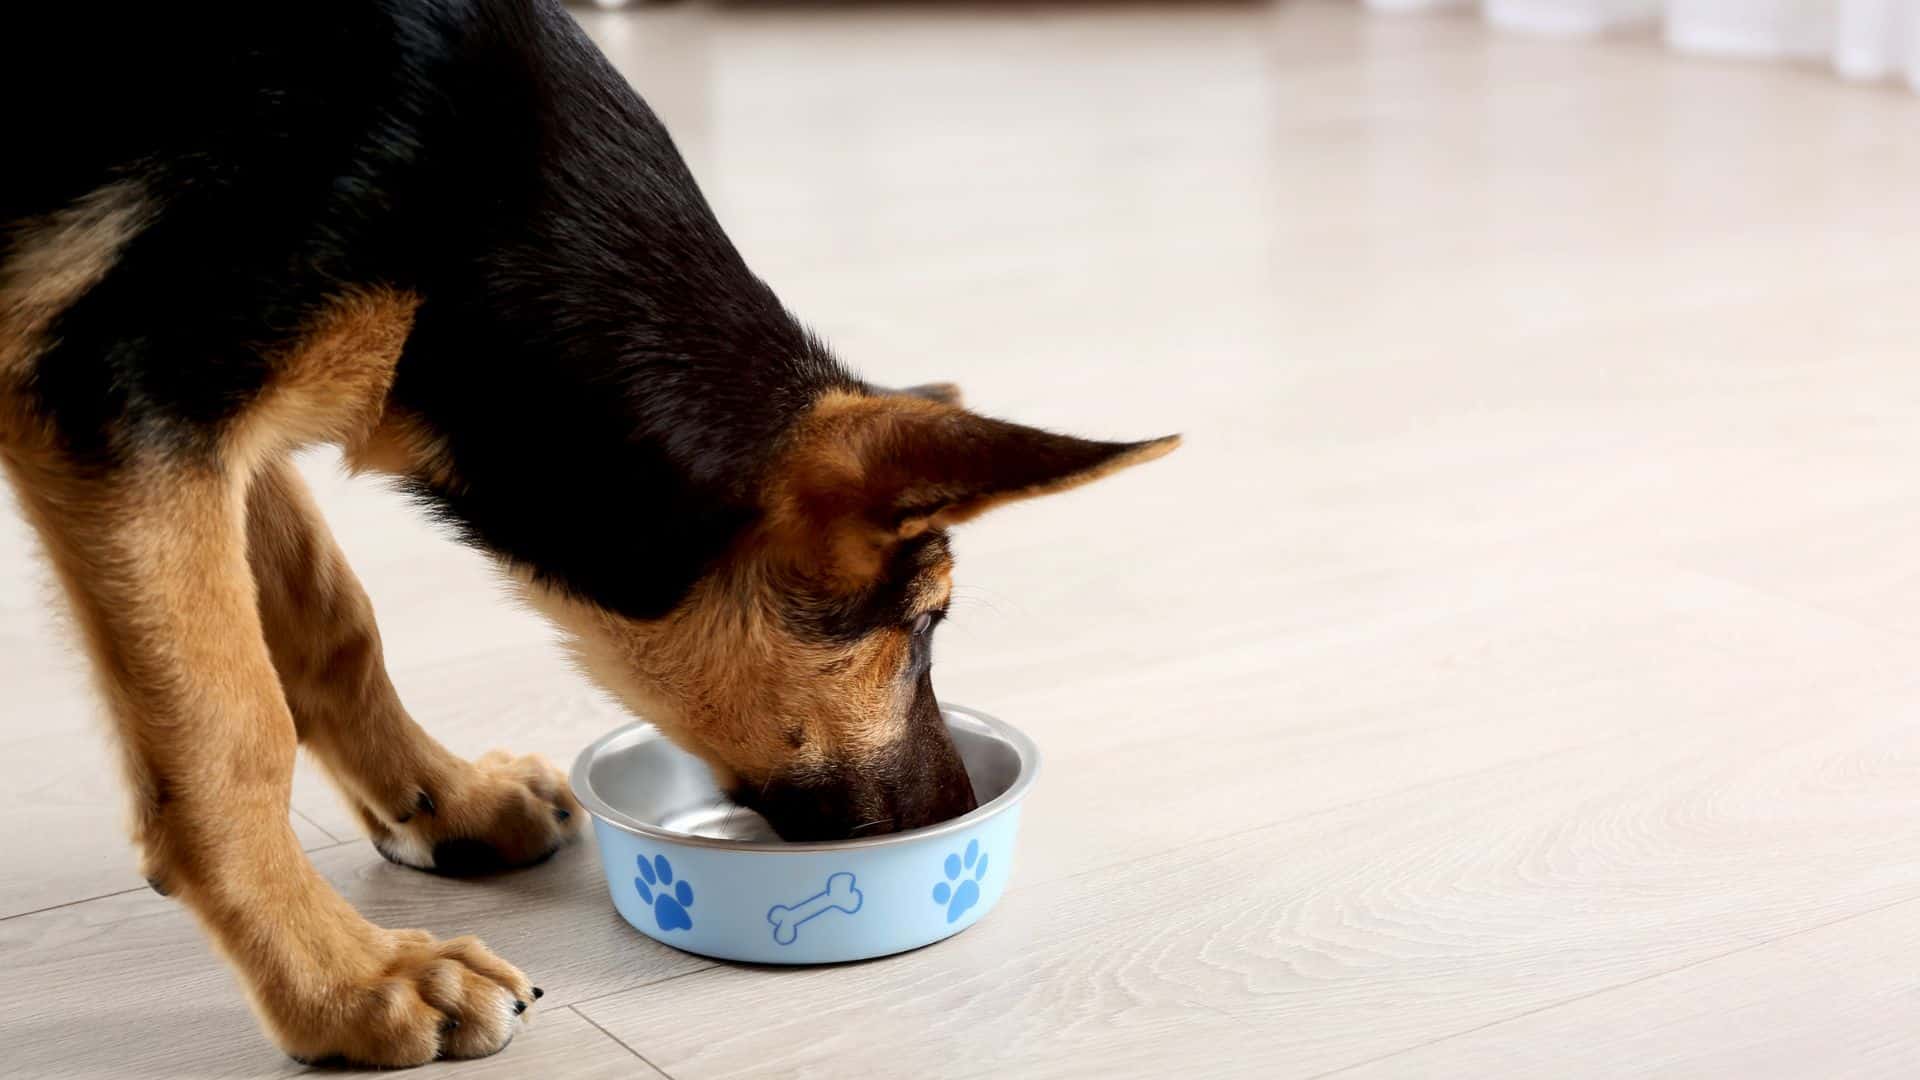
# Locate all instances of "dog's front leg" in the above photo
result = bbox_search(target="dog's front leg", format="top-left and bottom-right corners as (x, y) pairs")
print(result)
(245, 458), (581, 875)
(2, 454), (533, 1067)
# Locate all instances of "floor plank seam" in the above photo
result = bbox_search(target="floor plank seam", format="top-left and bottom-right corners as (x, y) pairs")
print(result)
(1, 837), (351, 925)
(566, 962), (723, 1013)
(1306, 888), (1920, 1079)
(0, 884), (147, 923)
(568, 1003), (676, 1078)
(291, 805), (346, 845)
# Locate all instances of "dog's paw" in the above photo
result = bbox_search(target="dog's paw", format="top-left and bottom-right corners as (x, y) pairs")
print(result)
(274, 931), (538, 1067)
(367, 751), (583, 876)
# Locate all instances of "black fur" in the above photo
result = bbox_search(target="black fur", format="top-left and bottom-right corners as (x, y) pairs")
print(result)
(5, 0), (858, 618)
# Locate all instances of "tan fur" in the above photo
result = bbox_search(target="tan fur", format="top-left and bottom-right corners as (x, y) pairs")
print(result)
(0, 181), (150, 448)
(0, 181), (149, 374)
(765, 389), (906, 582)
(765, 389), (1180, 586)
(248, 459), (580, 871)
(515, 387), (1174, 799)
(227, 287), (420, 471)
(0, 448), (535, 1065)
(520, 560), (920, 789)
(0, 226), (552, 1063)
(343, 404), (463, 489)
(901, 431), (1180, 533)
(0, 182), (1171, 1066)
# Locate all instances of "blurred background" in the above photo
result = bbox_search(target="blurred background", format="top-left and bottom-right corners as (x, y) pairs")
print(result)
(10, 1), (1920, 1076)
(1375, 0), (1920, 86)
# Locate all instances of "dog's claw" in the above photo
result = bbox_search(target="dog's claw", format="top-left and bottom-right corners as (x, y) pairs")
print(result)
(532, 987), (544, 1000)
(513, 1000), (527, 1015)
(393, 789), (440, 826)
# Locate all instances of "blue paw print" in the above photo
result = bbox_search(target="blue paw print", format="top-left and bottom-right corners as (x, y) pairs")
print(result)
(634, 854), (694, 932)
(932, 838), (988, 924)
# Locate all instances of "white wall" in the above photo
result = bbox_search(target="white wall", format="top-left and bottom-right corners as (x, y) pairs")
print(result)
(1363, 0), (1920, 92)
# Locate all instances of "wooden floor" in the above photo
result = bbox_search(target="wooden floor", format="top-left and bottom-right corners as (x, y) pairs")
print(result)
(9, 1), (1920, 1075)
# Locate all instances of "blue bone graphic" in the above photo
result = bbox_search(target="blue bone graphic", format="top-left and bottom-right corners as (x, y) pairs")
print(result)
(767, 872), (863, 945)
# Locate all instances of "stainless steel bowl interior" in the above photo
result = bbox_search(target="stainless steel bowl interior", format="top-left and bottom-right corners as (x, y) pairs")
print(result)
(573, 707), (1037, 852)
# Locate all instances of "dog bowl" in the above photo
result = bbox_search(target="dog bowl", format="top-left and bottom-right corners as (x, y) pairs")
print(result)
(571, 705), (1038, 964)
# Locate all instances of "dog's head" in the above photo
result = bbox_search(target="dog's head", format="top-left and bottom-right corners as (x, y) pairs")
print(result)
(524, 386), (1175, 841)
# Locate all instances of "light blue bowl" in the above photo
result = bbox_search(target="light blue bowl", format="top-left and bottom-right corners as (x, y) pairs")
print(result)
(570, 706), (1038, 964)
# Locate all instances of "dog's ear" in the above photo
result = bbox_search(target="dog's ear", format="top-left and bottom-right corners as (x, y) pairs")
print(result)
(768, 392), (1178, 584)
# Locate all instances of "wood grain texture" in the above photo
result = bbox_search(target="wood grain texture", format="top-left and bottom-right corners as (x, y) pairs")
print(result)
(1330, 896), (1920, 1079)
(9, 0), (1920, 1076)
(577, 680), (1920, 1078)
(0, 838), (697, 1077)
(0, 616), (341, 918)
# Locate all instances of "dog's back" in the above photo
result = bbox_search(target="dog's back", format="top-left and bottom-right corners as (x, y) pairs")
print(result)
(4, 0), (847, 613)
(6, 4), (426, 458)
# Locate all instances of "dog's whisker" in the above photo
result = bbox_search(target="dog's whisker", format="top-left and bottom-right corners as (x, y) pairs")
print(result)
(849, 817), (894, 836)
(949, 585), (1010, 617)
(713, 794), (746, 835)
(716, 774), (778, 837)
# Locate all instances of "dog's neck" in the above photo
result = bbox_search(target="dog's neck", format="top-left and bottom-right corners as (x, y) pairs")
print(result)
(356, 0), (856, 621)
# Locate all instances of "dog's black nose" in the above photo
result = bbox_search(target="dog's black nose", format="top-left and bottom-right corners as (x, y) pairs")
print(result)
(742, 761), (977, 842)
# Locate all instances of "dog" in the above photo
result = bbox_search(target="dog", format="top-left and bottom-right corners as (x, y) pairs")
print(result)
(0, 0), (1175, 1066)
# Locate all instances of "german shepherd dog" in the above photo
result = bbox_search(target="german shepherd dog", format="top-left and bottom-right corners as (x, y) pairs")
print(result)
(0, 0), (1174, 1066)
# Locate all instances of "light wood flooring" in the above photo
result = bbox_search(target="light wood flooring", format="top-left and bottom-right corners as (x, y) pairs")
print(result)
(8, 1), (1920, 1076)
